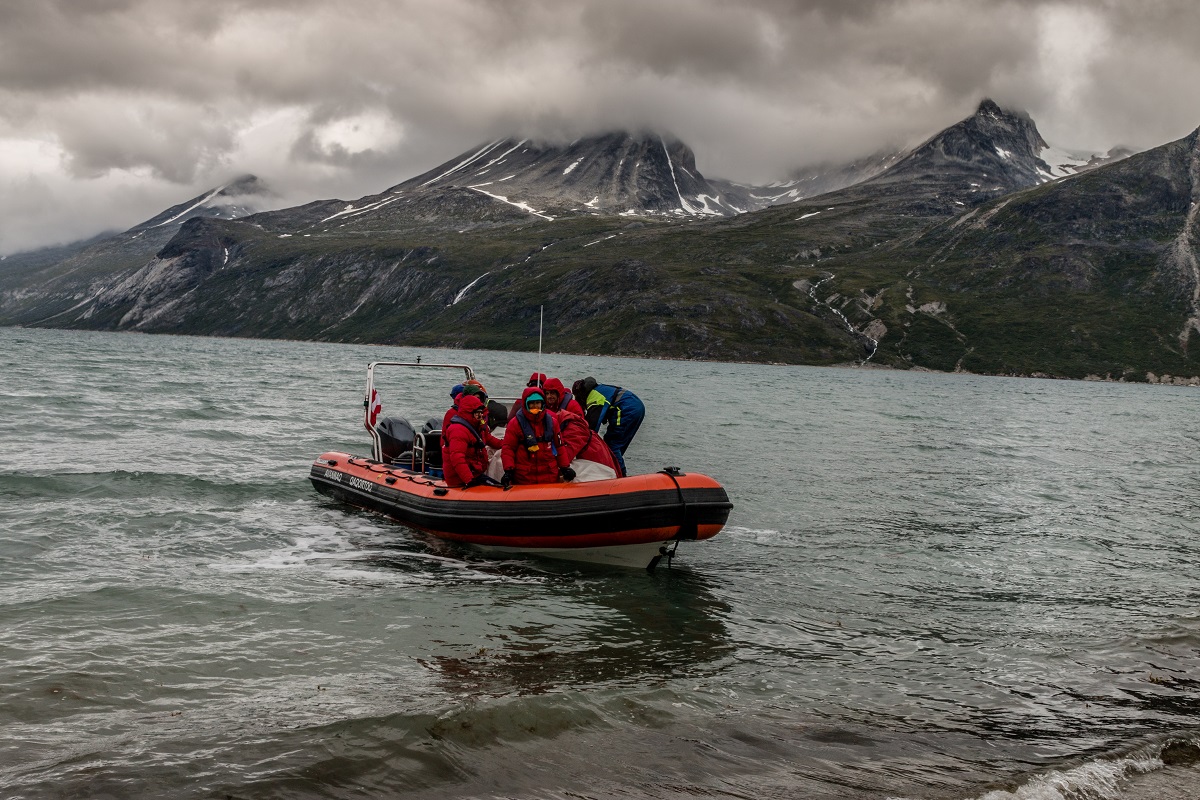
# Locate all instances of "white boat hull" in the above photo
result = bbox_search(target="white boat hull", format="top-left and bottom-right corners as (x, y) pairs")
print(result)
(467, 540), (674, 569)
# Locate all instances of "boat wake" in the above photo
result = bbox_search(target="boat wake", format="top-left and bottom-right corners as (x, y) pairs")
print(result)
(207, 522), (535, 586)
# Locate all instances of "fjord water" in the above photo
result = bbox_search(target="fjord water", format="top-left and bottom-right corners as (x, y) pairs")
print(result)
(3, 327), (1199, 800)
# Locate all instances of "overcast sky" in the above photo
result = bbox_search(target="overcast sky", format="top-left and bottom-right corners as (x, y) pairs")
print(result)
(2, 0), (1198, 255)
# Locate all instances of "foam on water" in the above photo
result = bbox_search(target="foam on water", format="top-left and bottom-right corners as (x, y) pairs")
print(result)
(958, 747), (1173, 800)
(209, 532), (528, 585)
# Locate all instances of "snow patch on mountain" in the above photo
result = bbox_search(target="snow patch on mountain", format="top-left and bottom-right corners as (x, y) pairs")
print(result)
(1036, 141), (1133, 182)
(469, 188), (554, 221)
(420, 140), (504, 187)
(451, 272), (491, 305)
(152, 186), (227, 228)
(1040, 145), (1092, 176)
(473, 140), (527, 177)
(660, 138), (698, 215)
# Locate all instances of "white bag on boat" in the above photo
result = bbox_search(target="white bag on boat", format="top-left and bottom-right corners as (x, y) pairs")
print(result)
(485, 449), (505, 481)
(570, 459), (618, 482)
(480, 450), (615, 483)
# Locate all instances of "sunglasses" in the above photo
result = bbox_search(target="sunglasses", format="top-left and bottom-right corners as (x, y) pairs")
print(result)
(471, 409), (488, 418)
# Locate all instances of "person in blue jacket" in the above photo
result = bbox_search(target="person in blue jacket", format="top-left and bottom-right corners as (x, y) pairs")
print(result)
(571, 377), (645, 477)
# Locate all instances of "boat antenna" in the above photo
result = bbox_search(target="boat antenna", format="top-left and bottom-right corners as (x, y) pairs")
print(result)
(537, 304), (544, 379)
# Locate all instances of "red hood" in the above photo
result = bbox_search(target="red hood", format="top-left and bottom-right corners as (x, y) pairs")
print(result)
(456, 394), (485, 417)
(520, 385), (547, 404)
(520, 386), (549, 420)
(542, 378), (566, 409)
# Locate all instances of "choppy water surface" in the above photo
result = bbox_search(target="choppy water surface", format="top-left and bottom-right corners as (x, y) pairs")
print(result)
(2, 327), (1200, 799)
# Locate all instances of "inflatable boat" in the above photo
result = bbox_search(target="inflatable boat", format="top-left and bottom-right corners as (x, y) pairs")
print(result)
(309, 361), (732, 569)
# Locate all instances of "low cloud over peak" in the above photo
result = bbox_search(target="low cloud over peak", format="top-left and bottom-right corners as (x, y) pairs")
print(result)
(2, 0), (1199, 253)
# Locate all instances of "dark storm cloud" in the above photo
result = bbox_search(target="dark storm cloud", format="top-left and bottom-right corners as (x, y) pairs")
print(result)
(1, 0), (1198, 253)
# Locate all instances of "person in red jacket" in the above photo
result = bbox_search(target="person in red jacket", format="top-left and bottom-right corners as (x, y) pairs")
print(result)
(508, 372), (548, 419)
(442, 380), (488, 433)
(557, 409), (618, 473)
(501, 387), (573, 487)
(542, 377), (584, 417)
(442, 394), (502, 488)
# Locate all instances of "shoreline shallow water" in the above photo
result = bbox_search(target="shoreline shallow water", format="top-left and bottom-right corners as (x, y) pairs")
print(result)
(2, 327), (1199, 799)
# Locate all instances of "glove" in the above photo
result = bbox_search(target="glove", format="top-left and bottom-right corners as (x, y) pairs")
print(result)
(500, 469), (515, 490)
(558, 466), (576, 482)
(465, 473), (490, 488)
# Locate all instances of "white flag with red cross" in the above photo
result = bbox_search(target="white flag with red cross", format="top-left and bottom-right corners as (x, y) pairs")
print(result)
(365, 387), (382, 430)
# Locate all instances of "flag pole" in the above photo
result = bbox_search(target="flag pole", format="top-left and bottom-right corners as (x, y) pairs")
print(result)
(537, 304), (543, 380)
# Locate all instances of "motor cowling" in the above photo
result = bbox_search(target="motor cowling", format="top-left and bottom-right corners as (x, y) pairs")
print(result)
(375, 417), (415, 462)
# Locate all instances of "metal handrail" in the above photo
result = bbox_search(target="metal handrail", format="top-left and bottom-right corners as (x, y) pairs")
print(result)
(412, 431), (435, 473)
(365, 361), (475, 462)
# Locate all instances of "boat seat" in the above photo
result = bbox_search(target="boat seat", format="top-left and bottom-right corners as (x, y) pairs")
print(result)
(413, 427), (444, 474)
(423, 431), (443, 467)
(419, 417), (444, 470)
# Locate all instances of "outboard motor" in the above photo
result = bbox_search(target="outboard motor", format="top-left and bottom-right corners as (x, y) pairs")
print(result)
(420, 417), (444, 468)
(375, 417), (415, 463)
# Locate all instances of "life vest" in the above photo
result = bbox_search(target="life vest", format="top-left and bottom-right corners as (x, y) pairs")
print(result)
(559, 390), (574, 411)
(585, 385), (624, 429)
(515, 408), (558, 456)
(447, 415), (486, 451)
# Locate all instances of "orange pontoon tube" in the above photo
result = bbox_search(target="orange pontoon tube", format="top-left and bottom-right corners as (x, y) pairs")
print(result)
(309, 361), (732, 569)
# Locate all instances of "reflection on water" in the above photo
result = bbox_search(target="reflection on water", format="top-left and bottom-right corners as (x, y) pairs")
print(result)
(418, 566), (734, 698)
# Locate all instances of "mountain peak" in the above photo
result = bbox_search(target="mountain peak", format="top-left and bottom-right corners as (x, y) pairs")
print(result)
(220, 174), (268, 197)
(397, 131), (742, 218)
(127, 175), (271, 233)
(969, 98), (1036, 128)
(866, 99), (1051, 198)
(976, 98), (1004, 117)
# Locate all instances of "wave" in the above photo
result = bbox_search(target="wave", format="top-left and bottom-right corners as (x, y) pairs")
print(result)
(941, 738), (1200, 800)
(0, 469), (294, 503)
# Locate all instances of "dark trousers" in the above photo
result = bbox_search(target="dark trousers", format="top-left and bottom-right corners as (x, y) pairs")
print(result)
(603, 394), (644, 476)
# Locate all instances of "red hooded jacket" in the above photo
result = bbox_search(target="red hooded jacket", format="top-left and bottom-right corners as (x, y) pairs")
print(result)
(556, 409), (618, 471)
(501, 386), (568, 484)
(442, 395), (500, 487)
(442, 385), (490, 433)
(542, 377), (584, 417)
